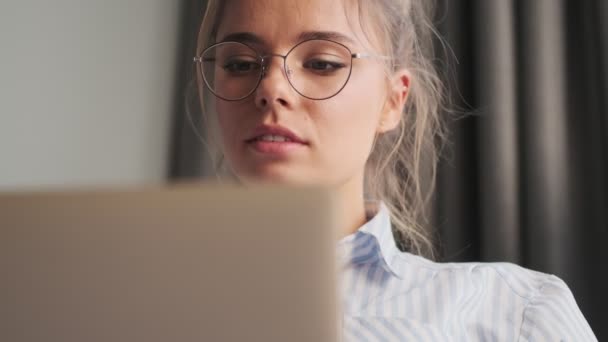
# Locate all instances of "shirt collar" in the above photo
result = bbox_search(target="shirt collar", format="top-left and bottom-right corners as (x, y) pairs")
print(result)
(337, 202), (403, 279)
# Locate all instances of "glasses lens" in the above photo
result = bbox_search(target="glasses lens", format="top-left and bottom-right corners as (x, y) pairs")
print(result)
(286, 40), (352, 100)
(201, 42), (262, 101)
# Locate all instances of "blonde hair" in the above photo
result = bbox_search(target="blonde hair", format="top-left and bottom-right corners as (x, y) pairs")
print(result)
(193, 0), (446, 259)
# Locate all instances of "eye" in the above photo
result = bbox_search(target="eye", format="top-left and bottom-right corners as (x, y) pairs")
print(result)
(222, 58), (261, 74)
(303, 59), (346, 73)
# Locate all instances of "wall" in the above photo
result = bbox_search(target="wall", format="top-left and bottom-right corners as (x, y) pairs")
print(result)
(0, 0), (181, 190)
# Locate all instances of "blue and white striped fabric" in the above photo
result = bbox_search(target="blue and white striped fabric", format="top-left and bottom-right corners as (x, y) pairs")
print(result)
(336, 202), (597, 341)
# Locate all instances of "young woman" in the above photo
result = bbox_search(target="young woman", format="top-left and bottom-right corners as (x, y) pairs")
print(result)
(193, 0), (597, 340)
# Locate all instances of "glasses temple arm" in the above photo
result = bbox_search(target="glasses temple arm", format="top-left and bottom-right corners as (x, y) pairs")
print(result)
(352, 53), (392, 60)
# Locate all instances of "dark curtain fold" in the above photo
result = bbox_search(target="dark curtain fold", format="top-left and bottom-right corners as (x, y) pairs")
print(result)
(435, 0), (608, 338)
(170, 0), (608, 338)
(169, 0), (210, 180)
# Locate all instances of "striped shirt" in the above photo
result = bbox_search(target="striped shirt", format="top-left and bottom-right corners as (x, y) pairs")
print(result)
(336, 202), (597, 341)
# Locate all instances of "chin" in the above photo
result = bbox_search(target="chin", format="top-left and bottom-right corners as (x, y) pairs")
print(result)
(237, 164), (314, 186)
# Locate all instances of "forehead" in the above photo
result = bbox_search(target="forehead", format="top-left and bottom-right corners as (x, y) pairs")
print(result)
(216, 0), (374, 50)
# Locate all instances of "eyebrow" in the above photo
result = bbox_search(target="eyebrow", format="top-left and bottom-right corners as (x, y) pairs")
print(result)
(217, 30), (357, 46)
(297, 31), (356, 45)
(218, 32), (265, 45)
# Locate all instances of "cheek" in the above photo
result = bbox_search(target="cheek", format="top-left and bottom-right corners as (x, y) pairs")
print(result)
(318, 107), (377, 155)
(348, 67), (387, 112)
(319, 71), (385, 142)
(214, 101), (252, 168)
(312, 81), (384, 166)
(215, 101), (245, 147)
(215, 102), (232, 136)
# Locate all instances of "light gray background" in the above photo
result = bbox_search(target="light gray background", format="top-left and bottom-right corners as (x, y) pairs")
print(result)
(0, 1), (181, 190)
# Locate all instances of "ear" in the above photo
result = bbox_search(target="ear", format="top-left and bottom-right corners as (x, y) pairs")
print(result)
(377, 69), (411, 133)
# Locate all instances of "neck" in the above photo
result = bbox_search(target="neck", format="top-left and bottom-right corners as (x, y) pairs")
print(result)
(334, 171), (368, 239)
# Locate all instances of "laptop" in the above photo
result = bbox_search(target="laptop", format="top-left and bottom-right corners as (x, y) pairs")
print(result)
(0, 183), (340, 342)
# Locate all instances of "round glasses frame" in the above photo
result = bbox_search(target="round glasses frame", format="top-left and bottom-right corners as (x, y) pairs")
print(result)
(194, 39), (391, 101)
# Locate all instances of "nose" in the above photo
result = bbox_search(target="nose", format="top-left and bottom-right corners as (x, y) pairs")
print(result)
(254, 55), (294, 110)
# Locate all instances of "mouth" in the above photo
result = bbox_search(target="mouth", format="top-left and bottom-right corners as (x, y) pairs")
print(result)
(245, 125), (309, 156)
(246, 134), (300, 143)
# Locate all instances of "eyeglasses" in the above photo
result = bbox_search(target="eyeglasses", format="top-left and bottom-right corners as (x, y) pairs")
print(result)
(194, 39), (390, 101)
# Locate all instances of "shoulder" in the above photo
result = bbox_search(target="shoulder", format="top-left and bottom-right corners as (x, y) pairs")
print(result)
(398, 252), (551, 299)
(396, 253), (597, 341)
(515, 272), (597, 341)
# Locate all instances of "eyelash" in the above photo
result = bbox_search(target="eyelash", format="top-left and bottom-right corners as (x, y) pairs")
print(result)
(223, 60), (261, 73)
(303, 59), (346, 72)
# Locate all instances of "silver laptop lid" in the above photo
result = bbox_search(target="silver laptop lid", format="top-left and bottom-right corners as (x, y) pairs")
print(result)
(0, 184), (340, 342)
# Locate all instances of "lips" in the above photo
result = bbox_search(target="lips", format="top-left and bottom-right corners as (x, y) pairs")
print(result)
(245, 125), (308, 145)
(245, 124), (308, 156)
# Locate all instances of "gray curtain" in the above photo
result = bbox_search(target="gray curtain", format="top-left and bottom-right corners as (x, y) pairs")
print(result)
(434, 0), (608, 338)
(170, 0), (608, 338)
(169, 0), (210, 180)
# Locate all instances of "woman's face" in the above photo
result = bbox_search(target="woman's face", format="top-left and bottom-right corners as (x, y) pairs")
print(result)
(213, 0), (398, 187)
